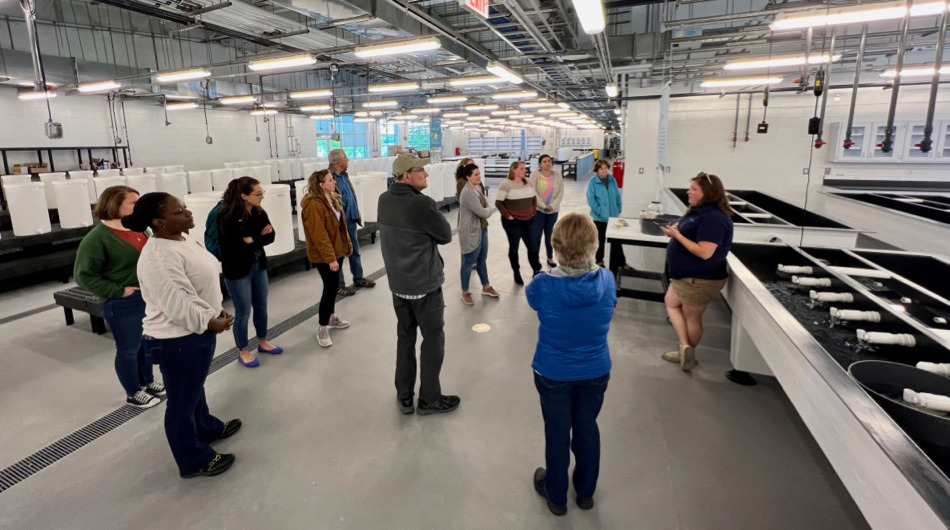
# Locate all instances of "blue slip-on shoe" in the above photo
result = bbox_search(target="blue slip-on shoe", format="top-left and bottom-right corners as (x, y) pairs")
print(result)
(237, 355), (260, 368)
(257, 345), (283, 355)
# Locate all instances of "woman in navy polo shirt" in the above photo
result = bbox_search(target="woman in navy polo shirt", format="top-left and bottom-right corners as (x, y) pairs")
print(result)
(660, 172), (734, 371)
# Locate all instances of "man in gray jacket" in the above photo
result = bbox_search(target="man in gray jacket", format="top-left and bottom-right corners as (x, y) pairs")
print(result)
(379, 155), (460, 416)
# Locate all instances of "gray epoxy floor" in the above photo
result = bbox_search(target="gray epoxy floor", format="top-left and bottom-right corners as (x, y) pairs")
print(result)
(0, 176), (869, 529)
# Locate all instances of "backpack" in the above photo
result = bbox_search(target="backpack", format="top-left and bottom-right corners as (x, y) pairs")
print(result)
(204, 201), (224, 261)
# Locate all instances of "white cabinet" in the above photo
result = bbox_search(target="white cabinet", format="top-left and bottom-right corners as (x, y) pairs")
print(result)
(830, 122), (872, 162)
(831, 120), (950, 163)
(902, 121), (936, 162)
(868, 122), (904, 162)
(934, 120), (950, 162)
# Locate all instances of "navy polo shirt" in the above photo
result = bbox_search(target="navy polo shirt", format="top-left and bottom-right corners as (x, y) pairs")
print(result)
(666, 204), (734, 280)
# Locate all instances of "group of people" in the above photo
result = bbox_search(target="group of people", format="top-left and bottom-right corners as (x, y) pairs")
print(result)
(72, 150), (735, 515)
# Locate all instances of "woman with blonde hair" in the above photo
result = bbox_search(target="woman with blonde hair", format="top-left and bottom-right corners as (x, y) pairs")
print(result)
(527, 212), (615, 516)
(75, 185), (164, 409)
(301, 170), (353, 348)
(661, 172), (734, 371)
(495, 160), (541, 284)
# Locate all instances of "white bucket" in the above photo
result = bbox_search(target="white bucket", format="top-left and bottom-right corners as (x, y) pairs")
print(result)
(187, 170), (213, 194)
(6, 183), (51, 235)
(94, 176), (127, 199)
(261, 184), (294, 256)
(211, 168), (234, 192)
(67, 171), (98, 203)
(185, 191), (223, 249)
(158, 173), (189, 199)
(251, 166), (273, 185)
(126, 174), (157, 195)
(52, 180), (93, 229)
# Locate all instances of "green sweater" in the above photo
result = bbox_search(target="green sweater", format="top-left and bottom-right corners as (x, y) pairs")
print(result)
(74, 224), (146, 302)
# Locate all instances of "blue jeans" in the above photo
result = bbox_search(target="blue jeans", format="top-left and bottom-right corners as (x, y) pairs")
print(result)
(100, 290), (154, 396)
(534, 212), (559, 260)
(534, 371), (610, 507)
(339, 218), (364, 286)
(461, 228), (489, 292)
(224, 260), (269, 351)
(144, 330), (224, 476)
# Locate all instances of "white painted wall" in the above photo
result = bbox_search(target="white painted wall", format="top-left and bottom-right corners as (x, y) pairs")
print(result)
(0, 88), (318, 173)
(622, 85), (950, 213)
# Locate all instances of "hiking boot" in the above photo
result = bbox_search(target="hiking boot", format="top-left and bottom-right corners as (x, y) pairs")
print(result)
(416, 395), (460, 416)
(533, 467), (567, 516)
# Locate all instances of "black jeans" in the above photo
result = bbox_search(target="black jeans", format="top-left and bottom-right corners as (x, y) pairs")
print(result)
(534, 371), (610, 507)
(314, 258), (344, 326)
(144, 330), (224, 476)
(501, 217), (541, 274)
(594, 221), (627, 269)
(393, 289), (446, 404)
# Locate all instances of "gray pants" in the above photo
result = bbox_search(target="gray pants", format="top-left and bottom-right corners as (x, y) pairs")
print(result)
(393, 289), (445, 404)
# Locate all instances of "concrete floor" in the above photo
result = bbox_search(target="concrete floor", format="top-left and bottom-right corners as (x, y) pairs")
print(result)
(0, 176), (869, 529)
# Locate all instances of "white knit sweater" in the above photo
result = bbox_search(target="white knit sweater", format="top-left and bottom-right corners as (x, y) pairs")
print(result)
(137, 234), (223, 339)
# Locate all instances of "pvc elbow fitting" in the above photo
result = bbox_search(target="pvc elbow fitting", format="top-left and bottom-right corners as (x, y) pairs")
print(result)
(856, 329), (916, 347)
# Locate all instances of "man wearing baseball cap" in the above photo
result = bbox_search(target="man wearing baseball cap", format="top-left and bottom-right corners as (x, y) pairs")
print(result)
(378, 155), (460, 416)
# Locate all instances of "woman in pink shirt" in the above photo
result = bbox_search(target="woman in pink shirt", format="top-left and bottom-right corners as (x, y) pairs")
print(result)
(528, 154), (565, 270)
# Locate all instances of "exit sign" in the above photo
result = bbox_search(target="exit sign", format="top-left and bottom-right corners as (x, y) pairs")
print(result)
(459, 0), (489, 18)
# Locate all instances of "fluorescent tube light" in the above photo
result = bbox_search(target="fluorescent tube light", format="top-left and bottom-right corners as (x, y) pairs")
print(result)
(289, 89), (332, 99)
(248, 54), (316, 72)
(368, 110), (384, 116)
(510, 114), (535, 119)
(520, 101), (554, 108)
(427, 95), (468, 104)
(300, 104), (332, 112)
(448, 126), (465, 130)
(491, 110), (520, 116)
(450, 75), (505, 87)
(309, 114), (335, 120)
(557, 102), (571, 109)
(465, 104), (500, 111)
(770, 3), (939, 31)
(353, 111), (369, 117)
(700, 77), (784, 88)
(537, 107), (562, 114)
(549, 112), (576, 118)
(444, 112), (470, 118)
(354, 117), (377, 123)
(443, 120), (464, 125)
(485, 118), (506, 123)
(368, 82), (420, 94)
(219, 95), (257, 105)
(18, 81), (56, 88)
(166, 102), (198, 110)
(78, 80), (121, 93)
(466, 116), (491, 121)
(155, 69), (211, 83)
(486, 62), (524, 84)
(391, 114), (420, 120)
(605, 83), (618, 97)
(492, 90), (538, 100)
(880, 66), (950, 77)
(354, 37), (441, 58)
(250, 108), (278, 115)
(18, 89), (56, 100)
(571, 0), (606, 34)
(410, 107), (441, 114)
(724, 54), (840, 70)
(363, 100), (399, 108)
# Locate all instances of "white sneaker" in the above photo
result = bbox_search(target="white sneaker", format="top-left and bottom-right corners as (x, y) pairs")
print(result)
(127, 390), (161, 409)
(317, 326), (332, 348)
(328, 315), (350, 329)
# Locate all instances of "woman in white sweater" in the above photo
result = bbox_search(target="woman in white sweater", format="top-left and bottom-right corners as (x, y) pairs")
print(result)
(123, 192), (240, 478)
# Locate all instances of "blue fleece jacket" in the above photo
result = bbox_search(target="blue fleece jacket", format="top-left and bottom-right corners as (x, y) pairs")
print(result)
(586, 174), (623, 222)
(526, 268), (615, 381)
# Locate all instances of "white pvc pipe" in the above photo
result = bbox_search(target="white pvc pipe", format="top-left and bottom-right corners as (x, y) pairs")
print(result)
(903, 389), (950, 413)
(856, 329), (916, 347)
(828, 266), (892, 279)
(793, 276), (832, 287)
(810, 291), (854, 303)
(778, 264), (813, 275)
(916, 362), (950, 377)
(830, 308), (881, 322)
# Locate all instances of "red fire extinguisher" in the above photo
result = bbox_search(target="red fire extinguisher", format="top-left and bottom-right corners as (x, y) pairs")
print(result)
(455, 147), (461, 156)
(612, 160), (625, 188)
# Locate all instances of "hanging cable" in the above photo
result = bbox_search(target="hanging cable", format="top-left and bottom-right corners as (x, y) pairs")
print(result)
(202, 80), (212, 144)
(121, 99), (133, 166)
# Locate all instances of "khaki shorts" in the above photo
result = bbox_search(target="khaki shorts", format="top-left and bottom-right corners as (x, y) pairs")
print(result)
(671, 278), (727, 306)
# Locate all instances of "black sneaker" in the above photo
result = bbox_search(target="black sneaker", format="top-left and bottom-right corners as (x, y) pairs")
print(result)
(212, 419), (242, 442)
(126, 390), (161, 409)
(181, 453), (235, 478)
(416, 395), (460, 416)
(576, 496), (594, 510)
(514, 270), (524, 286)
(397, 397), (415, 414)
(143, 382), (166, 397)
(533, 467), (567, 516)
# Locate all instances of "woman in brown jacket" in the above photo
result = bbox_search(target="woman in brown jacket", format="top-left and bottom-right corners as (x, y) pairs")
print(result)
(301, 169), (353, 348)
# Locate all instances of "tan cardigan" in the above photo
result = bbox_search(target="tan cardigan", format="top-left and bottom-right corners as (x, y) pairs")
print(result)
(301, 192), (353, 264)
(528, 169), (565, 213)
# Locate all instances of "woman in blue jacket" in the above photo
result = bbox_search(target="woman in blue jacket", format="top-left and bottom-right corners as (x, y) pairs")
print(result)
(526, 212), (616, 516)
(586, 159), (627, 269)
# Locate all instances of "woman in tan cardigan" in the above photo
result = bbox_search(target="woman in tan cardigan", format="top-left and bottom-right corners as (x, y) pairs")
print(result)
(301, 169), (353, 348)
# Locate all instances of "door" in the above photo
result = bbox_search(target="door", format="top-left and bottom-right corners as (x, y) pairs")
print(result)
(869, 122), (904, 162)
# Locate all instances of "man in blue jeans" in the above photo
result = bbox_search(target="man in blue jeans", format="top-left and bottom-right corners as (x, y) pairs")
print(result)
(329, 149), (376, 296)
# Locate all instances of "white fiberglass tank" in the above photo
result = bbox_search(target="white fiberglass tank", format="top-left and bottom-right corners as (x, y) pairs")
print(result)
(211, 168), (234, 192)
(224, 162), (241, 169)
(126, 174), (157, 195)
(278, 159), (293, 182)
(301, 161), (323, 180)
(443, 163), (456, 200)
(428, 163), (445, 202)
(94, 175), (127, 199)
(294, 179), (308, 243)
(52, 180), (94, 229)
(165, 165), (185, 173)
(125, 166), (146, 175)
(185, 191), (223, 250)
(67, 171), (98, 203)
(260, 184), (294, 256)
(96, 168), (122, 177)
(158, 172), (189, 199)
(2, 175), (33, 200)
(251, 166), (273, 185)
(357, 171), (389, 223)
(38, 172), (66, 209)
(187, 170), (213, 193)
(6, 183), (52, 235)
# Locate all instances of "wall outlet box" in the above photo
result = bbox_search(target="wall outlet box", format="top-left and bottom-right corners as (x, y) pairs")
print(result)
(757, 123), (769, 134)
(45, 121), (63, 140)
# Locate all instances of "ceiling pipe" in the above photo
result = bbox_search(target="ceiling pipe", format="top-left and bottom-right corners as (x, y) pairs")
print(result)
(844, 25), (868, 150)
(815, 26), (836, 148)
(919, 7), (948, 153)
(882, 0), (914, 154)
(18, 0), (46, 90)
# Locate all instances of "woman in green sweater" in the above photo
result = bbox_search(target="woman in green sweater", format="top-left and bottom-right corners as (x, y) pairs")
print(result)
(75, 186), (164, 409)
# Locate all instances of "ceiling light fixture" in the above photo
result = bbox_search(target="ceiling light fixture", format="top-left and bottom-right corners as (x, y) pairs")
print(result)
(78, 80), (121, 93)
(248, 54), (316, 72)
(250, 108), (278, 115)
(450, 75), (505, 87)
(166, 102), (198, 110)
(466, 115), (491, 121)
(444, 112), (470, 118)
(771, 2), (947, 31)
(410, 107), (442, 114)
(724, 54), (841, 70)
(354, 36), (441, 58)
(368, 110), (384, 116)
(354, 117), (377, 123)
(219, 95), (258, 105)
(486, 61), (524, 84)
(491, 110), (520, 116)
(465, 104), (500, 111)
(427, 95), (468, 104)
(520, 100), (554, 108)
(155, 69), (211, 83)
(18, 88), (56, 100)
(700, 76), (784, 88)
(363, 100), (399, 108)
(309, 114), (335, 120)
(537, 107), (562, 114)
(571, 0), (606, 34)
(605, 83), (618, 97)
(557, 102), (571, 109)
(510, 114), (535, 119)
(880, 65), (950, 77)
(492, 90), (538, 100)
(300, 104), (333, 112)
(392, 114), (421, 120)
(289, 89), (333, 99)
(368, 82), (421, 94)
